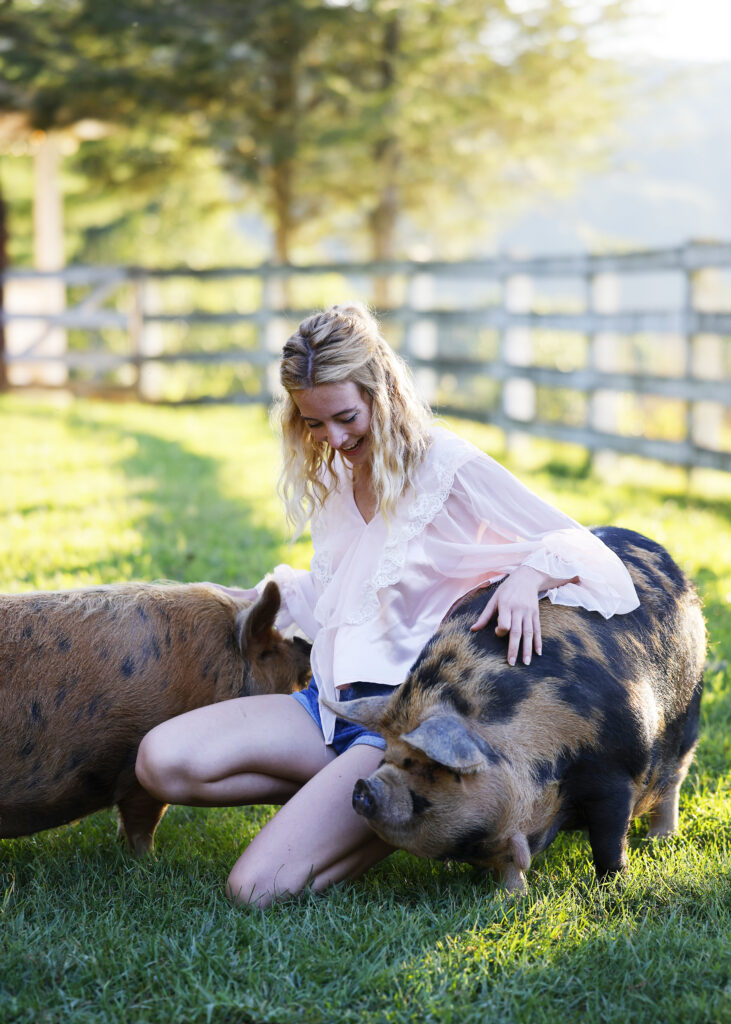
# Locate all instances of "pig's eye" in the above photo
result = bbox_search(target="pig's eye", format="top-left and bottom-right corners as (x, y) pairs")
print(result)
(402, 758), (413, 769)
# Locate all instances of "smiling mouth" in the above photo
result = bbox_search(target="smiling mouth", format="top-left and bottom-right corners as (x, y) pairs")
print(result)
(341, 438), (364, 454)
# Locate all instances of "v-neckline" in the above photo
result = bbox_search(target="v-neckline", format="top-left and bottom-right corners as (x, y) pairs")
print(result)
(347, 467), (377, 525)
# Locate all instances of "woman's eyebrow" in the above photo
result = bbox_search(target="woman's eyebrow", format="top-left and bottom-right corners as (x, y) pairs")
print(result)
(303, 407), (357, 421)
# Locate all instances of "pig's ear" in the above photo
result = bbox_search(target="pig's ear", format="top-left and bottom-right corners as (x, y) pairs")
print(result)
(236, 581), (280, 653)
(320, 694), (391, 731)
(292, 635), (312, 659)
(401, 714), (491, 774)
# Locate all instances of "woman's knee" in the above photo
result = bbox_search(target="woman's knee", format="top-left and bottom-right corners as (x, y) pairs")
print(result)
(135, 725), (194, 803)
(226, 852), (306, 909)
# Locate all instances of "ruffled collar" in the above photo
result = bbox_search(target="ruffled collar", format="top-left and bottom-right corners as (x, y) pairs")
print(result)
(309, 426), (479, 626)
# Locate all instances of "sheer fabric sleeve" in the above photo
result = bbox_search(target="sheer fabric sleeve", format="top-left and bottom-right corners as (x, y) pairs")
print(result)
(444, 454), (639, 617)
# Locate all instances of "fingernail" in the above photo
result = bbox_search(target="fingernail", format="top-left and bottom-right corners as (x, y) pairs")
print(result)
(524, 656), (531, 665)
(508, 657), (516, 666)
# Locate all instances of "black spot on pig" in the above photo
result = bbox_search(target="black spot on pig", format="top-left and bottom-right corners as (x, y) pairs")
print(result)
(54, 687), (67, 708)
(555, 669), (611, 720)
(409, 789), (432, 815)
(121, 656), (135, 679)
(440, 684), (471, 717)
(531, 759), (555, 786)
(449, 825), (494, 862)
(19, 741), (35, 758)
(22, 624), (33, 639)
(30, 700), (44, 727)
(479, 673), (532, 723)
(393, 678), (414, 710)
(136, 606), (149, 622)
(57, 634), (72, 653)
(415, 661), (448, 690)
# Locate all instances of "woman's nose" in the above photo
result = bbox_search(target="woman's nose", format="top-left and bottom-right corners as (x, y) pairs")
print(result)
(326, 423), (347, 448)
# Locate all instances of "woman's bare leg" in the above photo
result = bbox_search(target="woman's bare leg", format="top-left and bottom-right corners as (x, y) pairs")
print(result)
(226, 742), (393, 908)
(136, 695), (393, 906)
(136, 694), (335, 807)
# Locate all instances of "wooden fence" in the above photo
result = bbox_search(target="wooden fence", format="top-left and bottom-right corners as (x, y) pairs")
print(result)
(1, 240), (730, 472)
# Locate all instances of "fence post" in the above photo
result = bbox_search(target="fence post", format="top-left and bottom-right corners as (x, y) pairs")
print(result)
(686, 259), (724, 476)
(261, 265), (290, 400)
(587, 270), (620, 465)
(404, 268), (438, 405)
(129, 272), (144, 401)
(500, 264), (535, 448)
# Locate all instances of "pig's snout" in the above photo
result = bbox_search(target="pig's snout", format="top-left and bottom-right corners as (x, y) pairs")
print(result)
(352, 778), (380, 819)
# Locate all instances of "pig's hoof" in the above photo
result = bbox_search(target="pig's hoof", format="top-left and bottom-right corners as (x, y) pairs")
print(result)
(646, 825), (676, 840)
(498, 865), (527, 894)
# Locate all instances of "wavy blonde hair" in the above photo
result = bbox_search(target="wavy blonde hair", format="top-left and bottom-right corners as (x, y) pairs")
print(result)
(273, 303), (433, 535)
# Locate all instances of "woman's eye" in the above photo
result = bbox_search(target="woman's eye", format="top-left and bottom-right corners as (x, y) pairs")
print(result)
(341, 414), (358, 424)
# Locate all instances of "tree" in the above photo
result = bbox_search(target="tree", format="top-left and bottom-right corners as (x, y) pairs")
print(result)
(319, 0), (630, 265)
(0, 0), (632, 273)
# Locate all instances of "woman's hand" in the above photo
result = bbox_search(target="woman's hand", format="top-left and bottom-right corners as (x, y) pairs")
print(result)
(470, 565), (579, 667)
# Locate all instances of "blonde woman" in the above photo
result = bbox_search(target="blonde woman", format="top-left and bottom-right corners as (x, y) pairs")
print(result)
(136, 303), (638, 907)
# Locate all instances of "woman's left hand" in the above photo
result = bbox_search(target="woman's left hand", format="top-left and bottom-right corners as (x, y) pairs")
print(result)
(470, 565), (579, 667)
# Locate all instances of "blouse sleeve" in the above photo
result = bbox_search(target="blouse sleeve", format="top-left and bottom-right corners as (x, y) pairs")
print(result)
(449, 454), (639, 618)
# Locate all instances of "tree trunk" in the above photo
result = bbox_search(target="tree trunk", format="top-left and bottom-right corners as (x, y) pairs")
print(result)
(369, 14), (400, 310)
(269, 32), (298, 311)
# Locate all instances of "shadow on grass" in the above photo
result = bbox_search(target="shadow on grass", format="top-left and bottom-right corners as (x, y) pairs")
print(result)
(60, 403), (288, 584)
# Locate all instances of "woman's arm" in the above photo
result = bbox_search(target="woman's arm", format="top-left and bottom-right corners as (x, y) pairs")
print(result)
(443, 449), (638, 665)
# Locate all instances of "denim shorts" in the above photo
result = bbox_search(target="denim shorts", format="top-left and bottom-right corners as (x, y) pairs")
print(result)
(291, 677), (389, 755)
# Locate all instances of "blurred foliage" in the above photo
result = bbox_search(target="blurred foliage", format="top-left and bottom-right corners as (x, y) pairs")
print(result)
(0, 0), (632, 267)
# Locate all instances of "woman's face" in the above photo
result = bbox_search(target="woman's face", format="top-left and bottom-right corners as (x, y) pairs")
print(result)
(292, 381), (372, 467)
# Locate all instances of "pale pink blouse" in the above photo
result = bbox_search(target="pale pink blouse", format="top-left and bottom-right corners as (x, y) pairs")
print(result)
(264, 426), (639, 744)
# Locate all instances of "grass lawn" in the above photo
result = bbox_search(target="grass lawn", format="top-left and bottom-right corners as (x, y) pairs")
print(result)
(1, 393), (729, 1024)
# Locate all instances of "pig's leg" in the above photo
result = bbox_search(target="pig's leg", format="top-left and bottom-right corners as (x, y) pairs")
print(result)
(117, 784), (168, 856)
(584, 783), (633, 878)
(496, 864), (527, 893)
(647, 749), (693, 838)
(647, 775), (682, 838)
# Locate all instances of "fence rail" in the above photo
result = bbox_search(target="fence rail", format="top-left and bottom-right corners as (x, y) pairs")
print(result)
(1, 241), (730, 472)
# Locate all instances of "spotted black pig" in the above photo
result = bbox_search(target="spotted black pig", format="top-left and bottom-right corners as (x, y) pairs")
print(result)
(0, 581), (310, 854)
(327, 528), (705, 892)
